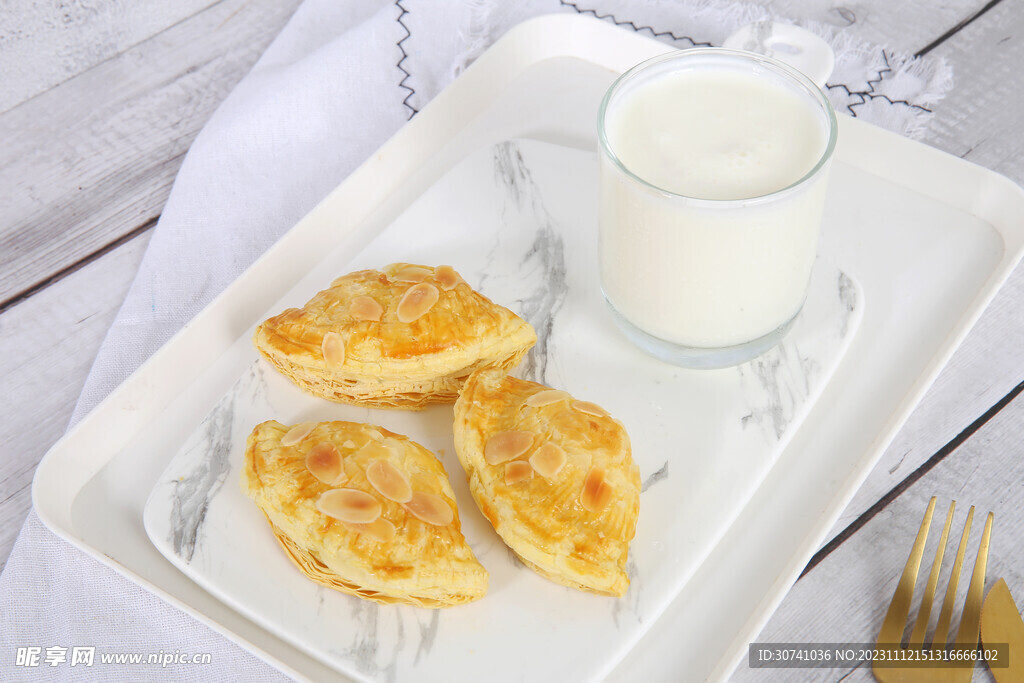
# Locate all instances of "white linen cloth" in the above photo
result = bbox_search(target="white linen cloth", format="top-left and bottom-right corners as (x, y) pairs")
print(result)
(0, 0), (952, 679)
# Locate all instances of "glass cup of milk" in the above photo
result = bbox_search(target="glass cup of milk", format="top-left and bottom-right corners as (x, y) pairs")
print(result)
(598, 48), (838, 368)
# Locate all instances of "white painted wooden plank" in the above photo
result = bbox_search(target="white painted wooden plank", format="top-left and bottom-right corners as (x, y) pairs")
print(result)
(923, 0), (1024, 183)
(731, 390), (1024, 682)
(0, 231), (150, 571)
(0, 0), (219, 114)
(755, 0), (989, 54)
(0, 0), (303, 304)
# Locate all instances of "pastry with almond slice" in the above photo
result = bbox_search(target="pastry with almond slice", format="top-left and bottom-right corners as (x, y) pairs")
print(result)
(253, 263), (536, 409)
(241, 420), (488, 607)
(453, 368), (641, 597)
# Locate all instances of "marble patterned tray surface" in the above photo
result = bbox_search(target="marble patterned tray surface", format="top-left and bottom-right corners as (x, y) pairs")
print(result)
(144, 139), (863, 682)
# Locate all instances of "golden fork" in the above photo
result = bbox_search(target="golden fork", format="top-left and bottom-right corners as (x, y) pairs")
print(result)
(873, 497), (993, 682)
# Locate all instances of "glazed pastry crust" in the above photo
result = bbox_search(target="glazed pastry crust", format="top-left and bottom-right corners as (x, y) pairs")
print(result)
(253, 264), (536, 409)
(453, 368), (640, 597)
(241, 420), (488, 607)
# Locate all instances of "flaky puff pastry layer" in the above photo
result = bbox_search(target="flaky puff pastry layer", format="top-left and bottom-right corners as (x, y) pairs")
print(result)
(253, 264), (536, 409)
(453, 368), (640, 597)
(241, 420), (488, 608)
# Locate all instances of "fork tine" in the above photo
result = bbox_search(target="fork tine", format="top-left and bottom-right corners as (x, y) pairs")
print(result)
(909, 501), (956, 646)
(878, 497), (936, 644)
(875, 501), (993, 683)
(954, 511), (992, 649)
(934, 506), (974, 647)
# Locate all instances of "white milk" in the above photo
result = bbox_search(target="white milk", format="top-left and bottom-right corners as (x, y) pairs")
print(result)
(600, 64), (832, 350)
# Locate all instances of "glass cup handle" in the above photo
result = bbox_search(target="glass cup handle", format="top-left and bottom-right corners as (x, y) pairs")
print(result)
(722, 22), (835, 89)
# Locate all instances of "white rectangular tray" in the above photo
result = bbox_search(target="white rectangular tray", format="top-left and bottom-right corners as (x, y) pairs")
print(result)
(33, 14), (1024, 682)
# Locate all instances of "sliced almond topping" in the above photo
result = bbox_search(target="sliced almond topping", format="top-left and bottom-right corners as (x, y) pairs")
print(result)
(356, 440), (394, 461)
(392, 265), (433, 283)
(529, 442), (567, 479)
(572, 400), (609, 418)
(342, 440), (356, 449)
(281, 422), (316, 447)
(396, 283), (440, 323)
(403, 492), (454, 526)
(367, 429), (385, 442)
(345, 517), (396, 543)
(316, 489), (382, 524)
(349, 296), (384, 322)
(306, 442), (347, 485)
(525, 389), (571, 408)
(321, 332), (345, 367)
(366, 460), (413, 503)
(580, 467), (613, 513)
(435, 265), (463, 291)
(504, 460), (534, 485)
(484, 430), (534, 465)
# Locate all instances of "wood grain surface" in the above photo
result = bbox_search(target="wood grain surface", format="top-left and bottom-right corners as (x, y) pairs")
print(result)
(0, 0), (218, 113)
(766, 0), (991, 52)
(1, 2), (1022, 682)
(0, 233), (151, 567)
(0, 0), (303, 306)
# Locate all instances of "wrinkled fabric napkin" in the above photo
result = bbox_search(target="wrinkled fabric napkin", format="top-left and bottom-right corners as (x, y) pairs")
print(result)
(0, 0), (952, 679)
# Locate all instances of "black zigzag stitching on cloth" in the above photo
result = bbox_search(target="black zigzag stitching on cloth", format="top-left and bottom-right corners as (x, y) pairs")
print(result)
(558, 0), (712, 46)
(395, 0), (418, 119)
(559, 2), (932, 118)
(863, 52), (892, 93)
(828, 51), (931, 117)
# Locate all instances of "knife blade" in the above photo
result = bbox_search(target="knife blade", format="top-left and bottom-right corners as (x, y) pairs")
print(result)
(981, 577), (1024, 682)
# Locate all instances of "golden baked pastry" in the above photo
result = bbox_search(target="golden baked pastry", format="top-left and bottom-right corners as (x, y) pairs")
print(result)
(241, 420), (488, 607)
(253, 263), (536, 409)
(453, 368), (640, 596)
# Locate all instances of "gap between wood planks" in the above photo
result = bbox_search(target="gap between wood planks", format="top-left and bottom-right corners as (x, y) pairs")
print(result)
(799, 377), (1024, 579)
(0, 218), (157, 316)
(916, 0), (1006, 56)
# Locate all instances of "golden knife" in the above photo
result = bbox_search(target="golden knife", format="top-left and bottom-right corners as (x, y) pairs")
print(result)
(981, 577), (1024, 682)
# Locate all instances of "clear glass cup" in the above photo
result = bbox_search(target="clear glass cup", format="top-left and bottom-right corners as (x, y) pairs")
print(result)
(598, 48), (838, 369)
